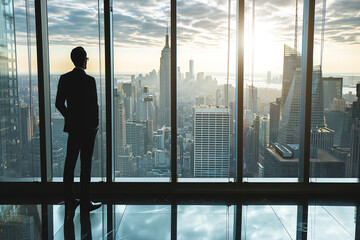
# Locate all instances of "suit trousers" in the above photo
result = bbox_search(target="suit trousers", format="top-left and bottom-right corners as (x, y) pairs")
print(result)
(64, 129), (97, 204)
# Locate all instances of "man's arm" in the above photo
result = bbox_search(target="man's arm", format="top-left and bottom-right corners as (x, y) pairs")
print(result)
(55, 76), (67, 117)
(92, 77), (99, 129)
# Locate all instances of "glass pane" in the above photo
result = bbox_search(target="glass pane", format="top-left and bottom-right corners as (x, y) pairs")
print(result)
(113, 0), (171, 181)
(0, 205), (42, 239)
(242, 205), (297, 239)
(0, 0), (40, 181)
(310, 0), (360, 182)
(243, 0), (303, 181)
(308, 205), (356, 239)
(115, 205), (171, 239)
(177, 205), (234, 239)
(53, 204), (107, 239)
(177, 0), (237, 181)
(48, 0), (106, 181)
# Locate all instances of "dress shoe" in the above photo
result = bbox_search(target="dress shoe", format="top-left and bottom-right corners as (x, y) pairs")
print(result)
(81, 201), (102, 212)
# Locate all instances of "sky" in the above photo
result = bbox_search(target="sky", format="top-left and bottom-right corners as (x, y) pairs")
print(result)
(13, 0), (360, 77)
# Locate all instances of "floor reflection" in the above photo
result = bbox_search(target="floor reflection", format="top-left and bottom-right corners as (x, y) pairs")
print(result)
(0, 203), (358, 239)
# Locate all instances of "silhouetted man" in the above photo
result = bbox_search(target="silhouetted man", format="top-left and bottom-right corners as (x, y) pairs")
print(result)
(56, 46), (101, 215)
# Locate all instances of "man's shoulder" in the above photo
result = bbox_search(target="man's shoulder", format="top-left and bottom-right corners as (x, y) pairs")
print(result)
(60, 69), (95, 83)
(84, 73), (96, 85)
(84, 72), (95, 80)
(60, 70), (75, 80)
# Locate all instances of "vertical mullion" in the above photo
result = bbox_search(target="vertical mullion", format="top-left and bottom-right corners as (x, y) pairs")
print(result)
(236, 0), (244, 183)
(296, 203), (308, 240)
(234, 204), (242, 240)
(41, 204), (52, 240)
(105, 0), (114, 182)
(355, 205), (360, 240)
(171, 0), (177, 183)
(34, 0), (52, 182)
(299, 0), (315, 183)
(171, 203), (177, 240)
(107, 204), (114, 240)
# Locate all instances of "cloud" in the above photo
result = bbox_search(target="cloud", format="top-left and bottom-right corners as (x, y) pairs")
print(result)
(321, 0), (360, 45)
(116, 205), (171, 239)
(255, 0), (294, 8)
(13, 0), (360, 51)
(177, 205), (234, 240)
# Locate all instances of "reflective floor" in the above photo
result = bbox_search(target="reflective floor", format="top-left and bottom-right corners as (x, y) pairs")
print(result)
(0, 202), (358, 239)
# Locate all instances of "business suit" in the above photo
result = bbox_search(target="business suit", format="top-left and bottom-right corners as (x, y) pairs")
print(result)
(55, 67), (99, 206)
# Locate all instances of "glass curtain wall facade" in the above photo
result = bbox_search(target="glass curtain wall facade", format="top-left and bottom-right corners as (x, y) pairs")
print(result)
(0, 0), (359, 238)
(0, 0), (358, 185)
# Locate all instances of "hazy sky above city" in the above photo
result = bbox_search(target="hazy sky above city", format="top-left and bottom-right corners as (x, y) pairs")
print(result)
(14, 0), (360, 76)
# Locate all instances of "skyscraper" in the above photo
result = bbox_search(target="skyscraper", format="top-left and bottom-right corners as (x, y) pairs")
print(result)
(244, 115), (260, 177)
(126, 121), (145, 157)
(159, 28), (171, 127)
(259, 116), (270, 149)
(349, 84), (360, 177)
(278, 45), (324, 145)
(189, 59), (194, 80)
(245, 85), (258, 114)
(310, 66), (325, 128)
(51, 113), (68, 177)
(281, 45), (301, 108)
(0, 0), (21, 178)
(269, 98), (281, 145)
(114, 86), (126, 158)
(324, 108), (352, 147)
(266, 71), (271, 84)
(323, 77), (343, 110)
(193, 106), (230, 177)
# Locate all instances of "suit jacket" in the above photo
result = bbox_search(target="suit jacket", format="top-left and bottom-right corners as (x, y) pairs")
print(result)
(55, 68), (99, 133)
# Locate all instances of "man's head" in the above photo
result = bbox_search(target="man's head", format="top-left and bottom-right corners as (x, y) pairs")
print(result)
(71, 46), (88, 69)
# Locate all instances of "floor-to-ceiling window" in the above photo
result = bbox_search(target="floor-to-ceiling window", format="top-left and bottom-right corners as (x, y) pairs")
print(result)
(113, 0), (172, 182)
(0, 0), (358, 188)
(176, 0), (237, 182)
(47, 0), (106, 182)
(309, 0), (360, 182)
(0, 0), (40, 181)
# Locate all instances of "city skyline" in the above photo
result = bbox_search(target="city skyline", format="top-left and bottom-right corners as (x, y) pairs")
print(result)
(2, 0), (360, 180)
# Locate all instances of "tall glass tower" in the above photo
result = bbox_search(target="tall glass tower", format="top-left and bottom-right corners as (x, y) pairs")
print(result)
(278, 45), (324, 145)
(0, 0), (20, 177)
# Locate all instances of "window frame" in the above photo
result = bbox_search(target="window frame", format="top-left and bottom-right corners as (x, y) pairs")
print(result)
(0, 0), (354, 197)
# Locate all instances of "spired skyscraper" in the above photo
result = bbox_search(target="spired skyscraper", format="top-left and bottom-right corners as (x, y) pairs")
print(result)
(278, 45), (324, 145)
(158, 28), (171, 128)
(0, 0), (21, 178)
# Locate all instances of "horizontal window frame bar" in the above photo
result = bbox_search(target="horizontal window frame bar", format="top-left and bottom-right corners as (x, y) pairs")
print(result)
(1, 182), (359, 205)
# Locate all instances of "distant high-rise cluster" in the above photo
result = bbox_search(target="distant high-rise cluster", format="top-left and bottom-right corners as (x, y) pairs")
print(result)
(244, 41), (359, 179)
